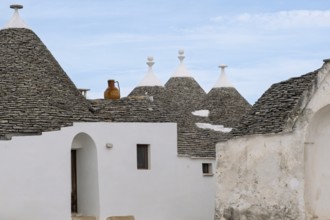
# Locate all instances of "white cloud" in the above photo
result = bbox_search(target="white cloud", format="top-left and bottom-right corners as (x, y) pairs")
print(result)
(212, 10), (330, 30)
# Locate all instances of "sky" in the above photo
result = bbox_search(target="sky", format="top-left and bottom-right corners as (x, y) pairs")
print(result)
(0, 0), (330, 104)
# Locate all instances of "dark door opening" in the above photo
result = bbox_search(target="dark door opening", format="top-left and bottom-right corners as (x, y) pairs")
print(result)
(71, 150), (78, 213)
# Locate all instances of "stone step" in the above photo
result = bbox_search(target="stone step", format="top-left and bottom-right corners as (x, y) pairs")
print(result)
(107, 216), (135, 220)
(72, 215), (96, 220)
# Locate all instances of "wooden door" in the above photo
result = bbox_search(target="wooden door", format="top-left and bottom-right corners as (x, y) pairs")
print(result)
(71, 150), (78, 213)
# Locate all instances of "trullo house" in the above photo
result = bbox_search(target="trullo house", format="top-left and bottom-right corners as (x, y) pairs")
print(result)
(0, 4), (250, 220)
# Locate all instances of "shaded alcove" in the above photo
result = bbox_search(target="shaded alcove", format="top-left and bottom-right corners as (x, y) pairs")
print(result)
(71, 133), (100, 217)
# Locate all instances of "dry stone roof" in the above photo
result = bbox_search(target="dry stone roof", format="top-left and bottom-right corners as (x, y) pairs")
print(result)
(128, 86), (165, 101)
(165, 77), (206, 112)
(231, 70), (319, 137)
(89, 96), (170, 123)
(198, 87), (251, 128)
(126, 70), (250, 158)
(0, 26), (249, 158)
(176, 111), (228, 157)
(0, 28), (97, 139)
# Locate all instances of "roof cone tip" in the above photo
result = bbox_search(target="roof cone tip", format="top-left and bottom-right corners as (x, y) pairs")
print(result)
(171, 49), (192, 78)
(146, 56), (155, 68)
(178, 49), (185, 63)
(137, 56), (163, 87)
(4, 4), (28, 29)
(213, 64), (234, 88)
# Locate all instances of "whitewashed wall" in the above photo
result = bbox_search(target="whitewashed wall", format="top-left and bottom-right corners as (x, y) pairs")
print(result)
(215, 132), (306, 220)
(0, 122), (215, 220)
(214, 61), (330, 220)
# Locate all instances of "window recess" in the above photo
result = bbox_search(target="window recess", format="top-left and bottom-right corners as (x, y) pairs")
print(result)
(137, 144), (150, 170)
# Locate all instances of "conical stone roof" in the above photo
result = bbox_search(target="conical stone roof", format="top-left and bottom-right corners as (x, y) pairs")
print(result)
(165, 50), (206, 112)
(199, 87), (251, 127)
(0, 28), (96, 139)
(197, 65), (251, 127)
(165, 77), (206, 111)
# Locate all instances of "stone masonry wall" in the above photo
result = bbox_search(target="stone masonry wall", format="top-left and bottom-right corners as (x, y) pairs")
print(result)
(214, 132), (306, 220)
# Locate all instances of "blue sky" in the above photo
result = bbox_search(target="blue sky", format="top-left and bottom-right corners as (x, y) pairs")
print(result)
(1, 0), (330, 104)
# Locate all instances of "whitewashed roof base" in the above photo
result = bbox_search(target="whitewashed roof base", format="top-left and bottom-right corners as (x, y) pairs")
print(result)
(196, 123), (232, 133)
(4, 8), (29, 29)
(192, 110), (209, 117)
(137, 57), (163, 87)
(213, 65), (234, 88)
(171, 49), (193, 78)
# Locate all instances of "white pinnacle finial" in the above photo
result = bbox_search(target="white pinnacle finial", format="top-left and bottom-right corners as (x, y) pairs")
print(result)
(171, 49), (192, 78)
(147, 56), (155, 70)
(213, 64), (234, 88)
(4, 4), (29, 29)
(219, 64), (228, 72)
(178, 49), (185, 63)
(137, 56), (163, 87)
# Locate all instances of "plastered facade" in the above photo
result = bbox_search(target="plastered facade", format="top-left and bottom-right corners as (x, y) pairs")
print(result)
(0, 122), (215, 220)
(215, 62), (330, 220)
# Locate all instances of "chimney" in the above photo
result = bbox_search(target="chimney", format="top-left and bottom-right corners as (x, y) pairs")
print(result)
(78, 88), (90, 98)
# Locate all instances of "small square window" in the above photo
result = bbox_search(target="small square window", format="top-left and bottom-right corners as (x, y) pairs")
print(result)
(137, 144), (149, 170)
(202, 163), (213, 175)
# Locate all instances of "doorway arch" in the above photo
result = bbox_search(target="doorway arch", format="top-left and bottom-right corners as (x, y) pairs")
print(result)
(71, 132), (100, 217)
(305, 105), (330, 219)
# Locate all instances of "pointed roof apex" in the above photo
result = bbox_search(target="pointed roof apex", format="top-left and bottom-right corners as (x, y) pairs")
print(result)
(213, 64), (234, 88)
(4, 4), (29, 29)
(137, 56), (163, 87)
(171, 49), (193, 78)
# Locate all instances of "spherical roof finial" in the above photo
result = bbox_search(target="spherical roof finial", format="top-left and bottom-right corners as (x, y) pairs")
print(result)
(146, 56), (155, 68)
(178, 49), (185, 63)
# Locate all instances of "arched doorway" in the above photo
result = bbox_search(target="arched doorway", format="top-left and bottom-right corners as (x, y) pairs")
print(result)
(71, 133), (100, 217)
(305, 105), (330, 219)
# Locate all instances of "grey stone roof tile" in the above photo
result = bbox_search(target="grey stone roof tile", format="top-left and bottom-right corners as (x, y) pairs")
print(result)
(198, 87), (251, 128)
(89, 96), (170, 123)
(231, 70), (319, 137)
(0, 28), (97, 139)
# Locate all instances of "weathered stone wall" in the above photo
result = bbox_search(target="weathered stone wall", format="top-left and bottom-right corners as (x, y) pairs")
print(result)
(215, 132), (306, 220)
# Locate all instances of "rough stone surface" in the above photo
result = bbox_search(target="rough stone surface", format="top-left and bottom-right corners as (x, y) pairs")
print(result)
(165, 77), (206, 112)
(215, 133), (305, 220)
(231, 70), (318, 137)
(89, 96), (170, 123)
(126, 77), (250, 158)
(197, 87), (251, 128)
(0, 28), (97, 139)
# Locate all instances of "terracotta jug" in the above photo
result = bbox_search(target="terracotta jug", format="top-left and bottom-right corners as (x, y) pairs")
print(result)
(104, 80), (120, 100)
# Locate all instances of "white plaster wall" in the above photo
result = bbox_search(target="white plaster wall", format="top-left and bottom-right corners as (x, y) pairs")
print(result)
(75, 123), (215, 220)
(0, 122), (215, 220)
(0, 129), (73, 220)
